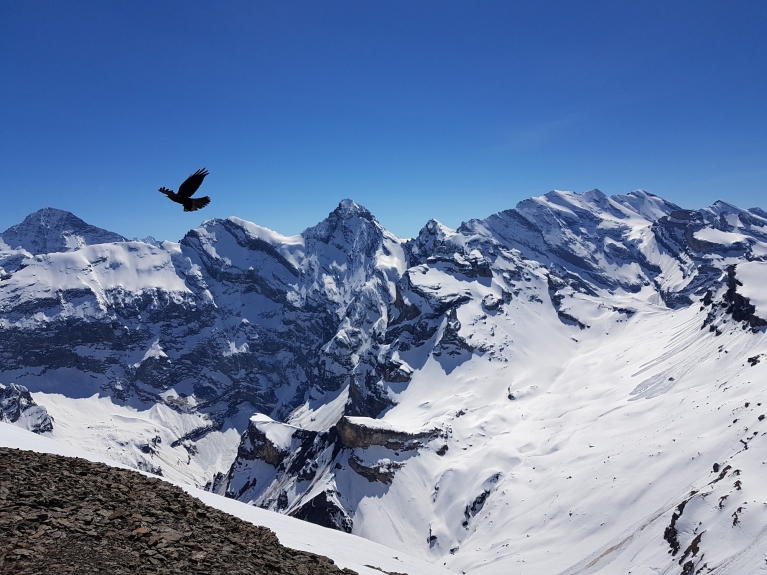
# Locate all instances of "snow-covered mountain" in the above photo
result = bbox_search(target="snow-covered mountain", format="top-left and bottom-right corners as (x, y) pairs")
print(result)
(1, 191), (766, 574)
(1, 206), (127, 261)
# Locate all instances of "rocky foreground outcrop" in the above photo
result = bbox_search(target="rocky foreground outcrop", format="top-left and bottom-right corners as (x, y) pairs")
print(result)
(0, 448), (356, 575)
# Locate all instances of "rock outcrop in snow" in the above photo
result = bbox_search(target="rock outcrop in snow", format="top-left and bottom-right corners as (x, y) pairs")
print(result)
(0, 383), (53, 434)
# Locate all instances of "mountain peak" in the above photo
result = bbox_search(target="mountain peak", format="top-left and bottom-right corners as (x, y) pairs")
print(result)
(408, 218), (460, 263)
(7, 207), (83, 232)
(333, 199), (373, 220)
(302, 199), (381, 243)
(609, 189), (681, 221)
(706, 200), (742, 215)
(1, 207), (126, 254)
(420, 218), (455, 238)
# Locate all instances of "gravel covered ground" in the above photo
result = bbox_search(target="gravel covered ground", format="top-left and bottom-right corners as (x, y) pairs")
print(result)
(0, 447), (357, 574)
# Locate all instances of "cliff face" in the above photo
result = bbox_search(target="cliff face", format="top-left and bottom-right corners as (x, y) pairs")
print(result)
(0, 383), (53, 433)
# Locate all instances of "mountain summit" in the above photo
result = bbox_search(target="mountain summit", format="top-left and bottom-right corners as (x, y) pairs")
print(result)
(1, 207), (126, 254)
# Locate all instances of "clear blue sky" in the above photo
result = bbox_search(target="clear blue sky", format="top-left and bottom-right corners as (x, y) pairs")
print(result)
(2, 1), (765, 241)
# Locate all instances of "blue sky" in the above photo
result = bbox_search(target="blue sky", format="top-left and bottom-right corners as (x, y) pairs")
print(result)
(1, 1), (765, 241)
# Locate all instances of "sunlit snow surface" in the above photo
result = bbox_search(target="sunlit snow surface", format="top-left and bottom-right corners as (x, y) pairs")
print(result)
(0, 423), (452, 575)
(376, 302), (767, 574)
(1, 241), (190, 315)
(28, 392), (243, 486)
(693, 228), (750, 246)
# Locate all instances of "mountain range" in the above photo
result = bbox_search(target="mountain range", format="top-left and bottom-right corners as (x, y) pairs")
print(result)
(1, 191), (766, 575)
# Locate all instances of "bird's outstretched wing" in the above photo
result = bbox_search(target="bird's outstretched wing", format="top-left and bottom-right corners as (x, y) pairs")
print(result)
(177, 168), (209, 198)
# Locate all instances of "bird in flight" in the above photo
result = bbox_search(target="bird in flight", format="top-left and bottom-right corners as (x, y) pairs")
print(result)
(159, 169), (211, 211)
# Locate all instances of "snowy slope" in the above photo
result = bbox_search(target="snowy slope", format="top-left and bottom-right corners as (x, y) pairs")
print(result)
(382, 299), (767, 575)
(1, 191), (767, 574)
(0, 422), (452, 575)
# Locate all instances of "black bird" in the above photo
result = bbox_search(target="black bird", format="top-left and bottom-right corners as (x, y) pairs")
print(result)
(159, 169), (211, 211)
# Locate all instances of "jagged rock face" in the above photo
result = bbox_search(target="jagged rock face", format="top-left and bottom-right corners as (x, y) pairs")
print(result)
(336, 417), (437, 450)
(2, 193), (765, 418)
(0, 202), (404, 486)
(2, 193), (767, 574)
(347, 454), (402, 485)
(460, 189), (677, 292)
(170, 201), (404, 418)
(0, 383), (53, 433)
(702, 264), (767, 333)
(221, 414), (442, 534)
(460, 190), (767, 308)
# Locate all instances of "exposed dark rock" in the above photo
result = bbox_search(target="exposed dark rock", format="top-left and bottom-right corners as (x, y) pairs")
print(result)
(663, 500), (688, 556)
(481, 294), (502, 311)
(725, 265), (767, 327)
(335, 417), (437, 451)
(346, 372), (395, 418)
(556, 311), (589, 330)
(377, 359), (413, 384)
(388, 286), (421, 326)
(678, 532), (704, 567)
(289, 490), (353, 534)
(348, 454), (403, 485)
(169, 424), (221, 448)
(0, 447), (356, 575)
(0, 383), (53, 433)
(433, 308), (475, 358)
(4, 194), (767, 550)
(702, 265), (767, 332)
(235, 423), (291, 467)
(462, 490), (490, 529)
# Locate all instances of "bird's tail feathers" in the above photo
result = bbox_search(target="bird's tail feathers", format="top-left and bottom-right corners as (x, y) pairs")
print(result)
(184, 196), (211, 212)
(158, 187), (173, 196)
